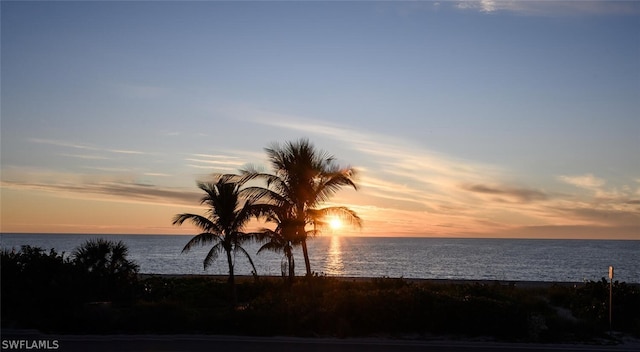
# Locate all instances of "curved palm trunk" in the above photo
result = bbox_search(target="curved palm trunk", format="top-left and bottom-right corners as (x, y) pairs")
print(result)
(285, 245), (295, 284)
(296, 205), (312, 276)
(300, 238), (311, 277)
(288, 255), (295, 282)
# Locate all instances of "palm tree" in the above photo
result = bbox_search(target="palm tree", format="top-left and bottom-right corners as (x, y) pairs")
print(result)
(251, 203), (298, 282)
(243, 138), (361, 277)
(172, 174), (260, 303)
(72, 238), (139, 301)
(73, 238), (139, 276)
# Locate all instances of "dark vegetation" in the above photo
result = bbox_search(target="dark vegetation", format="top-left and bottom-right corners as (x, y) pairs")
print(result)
(1, 240), (138, 332)
(2, 244), (639, 342)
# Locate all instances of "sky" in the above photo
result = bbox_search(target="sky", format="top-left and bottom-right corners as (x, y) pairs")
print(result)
(1, 1), (639, 239)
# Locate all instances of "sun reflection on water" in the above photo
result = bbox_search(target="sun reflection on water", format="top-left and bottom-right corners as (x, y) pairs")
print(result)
(325, 235), (344, 276)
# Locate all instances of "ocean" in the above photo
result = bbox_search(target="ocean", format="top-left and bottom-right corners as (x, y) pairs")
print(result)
(1, 234), (638, 283)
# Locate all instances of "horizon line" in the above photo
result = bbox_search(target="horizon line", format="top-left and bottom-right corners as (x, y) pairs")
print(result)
(2, 232), (638, 241)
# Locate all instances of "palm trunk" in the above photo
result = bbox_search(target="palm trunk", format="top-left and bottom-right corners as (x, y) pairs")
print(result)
(225, 249), (237, 305)
(287, 251), (295, 284)
(301, 238), (311, 276)
(283, 243), (295, 284)
(296, 207), (312, 277)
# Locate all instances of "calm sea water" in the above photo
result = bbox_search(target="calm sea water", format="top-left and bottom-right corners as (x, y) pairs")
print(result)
(1, 234), (638, 283)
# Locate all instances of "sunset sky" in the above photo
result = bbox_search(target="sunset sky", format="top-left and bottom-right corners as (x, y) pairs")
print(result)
(1, 1), (639, 239)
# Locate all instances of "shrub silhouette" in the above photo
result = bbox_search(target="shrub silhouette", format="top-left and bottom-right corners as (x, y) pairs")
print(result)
(72, 238), (139, 303)
(1, 246), (77, 329)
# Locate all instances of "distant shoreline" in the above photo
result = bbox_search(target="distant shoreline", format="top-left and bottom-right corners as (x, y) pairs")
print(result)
(138, 273), (609, 288)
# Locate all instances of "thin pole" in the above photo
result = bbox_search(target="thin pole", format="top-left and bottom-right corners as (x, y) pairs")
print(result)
(609, 266), (613, 334)
(609, 277), (613, 333)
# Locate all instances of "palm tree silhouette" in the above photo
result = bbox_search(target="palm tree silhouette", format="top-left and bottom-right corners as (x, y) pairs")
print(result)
(173, 174), (259, 304)
(250, 202), (302, 282)
(72, 238), (139, 301)
(244, 139), (361, 277)
(73, 238), (138, 276)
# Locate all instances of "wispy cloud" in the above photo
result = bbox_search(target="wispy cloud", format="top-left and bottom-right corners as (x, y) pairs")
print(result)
(1, 178), (199, 207)
(549, 172), (640, 230)
(29, 138), (147, 155)
(380, 1), (640, 17)
(558, 173), (605, 189)
(109, 149), (145, 155)
(455, 0), (498, 13)
(81, 166), (132, 173)
(461, 183), (548, 203)
(557, 207), (640, 227)
(59, 153), (111, 160)
(486, 225), (640, 240)
(185, 158), (243, 166)
(453, 0), (640, 16)
(186, 164), (236, 171)
(184, 153), (248, 172)
(30, 138), (97, 151)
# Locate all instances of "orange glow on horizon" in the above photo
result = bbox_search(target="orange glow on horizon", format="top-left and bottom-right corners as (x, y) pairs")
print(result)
(1, 185), (638, 240)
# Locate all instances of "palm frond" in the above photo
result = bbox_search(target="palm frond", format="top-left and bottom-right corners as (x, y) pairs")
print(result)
(249, 228), (279, 243)
(234, 245), (257, 275)
(215, 173), (242, 184)
(313, 169), (358, 204)
(203, 242), (224, 270)
(182, 232), (221, 253)
(244, 203), (278, 222)
(334, 206), (363, 228)
(240, 173), (291, 205)
(257, 240), (285, 254)
(314, 206), (363, 229)
(172, 213), (219, 233)
(197, 182), (219, 205)
(238, 169), (274, 185)
(232, 201), (258, 232)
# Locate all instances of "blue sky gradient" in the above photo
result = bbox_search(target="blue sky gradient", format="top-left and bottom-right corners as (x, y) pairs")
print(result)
(1, 1), (639, 238)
